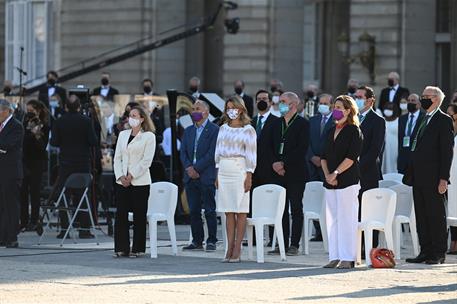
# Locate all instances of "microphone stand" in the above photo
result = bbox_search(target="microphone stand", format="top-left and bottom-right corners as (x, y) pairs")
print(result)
(16, 46), (27, 123)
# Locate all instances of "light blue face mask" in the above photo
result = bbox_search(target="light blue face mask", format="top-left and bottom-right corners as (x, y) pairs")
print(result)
(355, 98), (365, 110)
(279, 103), (290, 116)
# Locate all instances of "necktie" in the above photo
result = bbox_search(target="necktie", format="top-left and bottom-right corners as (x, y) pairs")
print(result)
(411, 114), (431, 151)
(359, 114), (365, 123)
(256, 115), (263, 136)
(320, 115), (327, 135)
(406, 114), (414, 137)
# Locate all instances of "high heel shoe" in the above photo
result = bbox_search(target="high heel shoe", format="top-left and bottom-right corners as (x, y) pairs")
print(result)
(228, 257), (241, 263)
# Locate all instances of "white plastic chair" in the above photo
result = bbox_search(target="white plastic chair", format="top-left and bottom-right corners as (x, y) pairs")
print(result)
(247, 184), (287, 263)
(379, 179), (400, 189)
(301, 181), (328, 254)
(147, 182), (178, 258)
(383, 173), (404, 183)
(390, 184), (420, 259)
(356, 188), (397, 267)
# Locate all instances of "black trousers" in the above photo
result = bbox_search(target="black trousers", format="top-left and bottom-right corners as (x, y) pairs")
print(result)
(413, 185), (447, 258)
(114, 184), (149, 253)
(359, 179), (379, 248)
(282, 182), (306, 249)
(50, 163), (91, 230)
(20, 160), (44, 226)
(0, 179), (21, 243)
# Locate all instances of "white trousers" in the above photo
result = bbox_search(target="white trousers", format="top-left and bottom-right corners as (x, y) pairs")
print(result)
(325, 184), (360, 262)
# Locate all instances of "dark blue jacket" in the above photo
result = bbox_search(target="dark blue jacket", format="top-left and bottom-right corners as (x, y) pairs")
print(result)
(180, 120), (219, 185)
(307, 113), (334, 180)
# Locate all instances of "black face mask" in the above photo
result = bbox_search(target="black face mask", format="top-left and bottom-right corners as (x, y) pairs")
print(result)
(387, 79), (395, 87)
(189, 86), (198, 93)
(234, 87), (243, 95)
(407, 102), (418, 113)
(420, 98), (433, 110)
(270, 85), (278, 93)
(348, 87), (356, 94)
(143, 86), (152, 94)
(47, 78), (56, 86)
(256, 100), (268, 112)
(306, 91), (315, 99)
(101, 78), (109, 86)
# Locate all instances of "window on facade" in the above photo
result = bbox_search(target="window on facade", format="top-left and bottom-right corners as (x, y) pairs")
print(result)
(5, 0), (52, 86)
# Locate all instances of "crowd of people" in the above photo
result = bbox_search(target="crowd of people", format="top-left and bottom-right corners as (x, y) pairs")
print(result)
(0, 69), (456, 269)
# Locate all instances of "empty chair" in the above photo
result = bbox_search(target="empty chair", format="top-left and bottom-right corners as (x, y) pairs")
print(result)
(247, 184), (287, 263)
(301, 181), (328, 254)
(379, 179), (400, 189)
(383, 173), (404, 183)
(147, 182), (178, 258)
(390, 184), (420, 259)
(356, 188), (397, 267)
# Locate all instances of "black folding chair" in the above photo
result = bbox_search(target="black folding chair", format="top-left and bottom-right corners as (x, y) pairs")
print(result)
(38, 173), (99, 246)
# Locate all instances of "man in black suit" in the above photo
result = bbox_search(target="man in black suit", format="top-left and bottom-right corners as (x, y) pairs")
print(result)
(268, 92), (309, 256)
(234, 80), (254, 118)
(405, 86), (454, 265)
(397, 93), (425, 174)
(38, 70), (67, 109)
(378, 72), (410, 116)
(91, 72), (119, 101)
(0, 99), (24, 248)
(355, 86), (385, 248)
(246, 89), (278, 246)
(49, 95), (98, 239)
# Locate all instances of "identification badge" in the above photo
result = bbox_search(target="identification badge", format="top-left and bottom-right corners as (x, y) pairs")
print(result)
(279, 142), (284, 155)
(403, 136), (410, 148)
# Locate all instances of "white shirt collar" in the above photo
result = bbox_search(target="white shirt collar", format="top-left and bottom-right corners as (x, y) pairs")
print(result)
(359, 107), (371, 117)
(259, 110), (270, 120)
(392, 84), (399, 90)
(1, 114), (13, 128)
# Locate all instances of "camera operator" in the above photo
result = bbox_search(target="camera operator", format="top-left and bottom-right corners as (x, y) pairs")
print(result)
(48, 94), (97, 239)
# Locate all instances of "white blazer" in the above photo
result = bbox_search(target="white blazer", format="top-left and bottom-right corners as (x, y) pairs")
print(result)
(113, 129), (156, 186)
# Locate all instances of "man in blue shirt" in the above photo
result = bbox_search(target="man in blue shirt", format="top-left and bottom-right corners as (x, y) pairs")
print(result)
(180, 100), (219, 251)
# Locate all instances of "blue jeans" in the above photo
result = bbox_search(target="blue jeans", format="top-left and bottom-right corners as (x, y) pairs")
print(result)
(185, 179), (217, 245)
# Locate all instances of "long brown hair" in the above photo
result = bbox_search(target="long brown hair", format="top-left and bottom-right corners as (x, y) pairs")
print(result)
(220, 95), (251, 126)
(334, 95), (360, 127)
(27, 99), (49, 125)
(130, 106), (156, 133)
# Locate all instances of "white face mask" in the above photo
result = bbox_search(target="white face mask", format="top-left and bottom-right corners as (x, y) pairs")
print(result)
(383, 109), (394, 117)
(399, 103), (408, 111)
(128, 117), (141, 128)
(226, 108), (240, 120)
(272, 96), (280, 104)
(318, 104), (330, 115)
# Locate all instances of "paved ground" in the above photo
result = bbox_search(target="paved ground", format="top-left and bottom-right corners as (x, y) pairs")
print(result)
(0, 223), (456, 303)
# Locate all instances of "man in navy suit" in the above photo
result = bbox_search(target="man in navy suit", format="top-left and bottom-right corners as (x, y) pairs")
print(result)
(306, 94), (334, 241)
(355, 86), (386, 249)
(397, 94), (425, 174)
(307, 94), (335, 182)
(0, 99), (24, 248)
(180, 100), (219, 251)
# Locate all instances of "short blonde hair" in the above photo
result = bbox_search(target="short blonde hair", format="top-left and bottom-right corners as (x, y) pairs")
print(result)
(220, 95), (251, 126)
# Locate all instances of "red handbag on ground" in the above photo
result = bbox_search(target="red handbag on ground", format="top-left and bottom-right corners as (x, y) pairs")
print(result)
(370, 248), (396, 268)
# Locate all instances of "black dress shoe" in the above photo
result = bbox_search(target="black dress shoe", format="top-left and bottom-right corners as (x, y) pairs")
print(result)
(425, 257), (445, 265)
(310, 235), (323, 242)
(0, 242), (6, 247)
(6, 241), (18, 248)
(56, 231), (67, 239)
(405, 253), (429, 263)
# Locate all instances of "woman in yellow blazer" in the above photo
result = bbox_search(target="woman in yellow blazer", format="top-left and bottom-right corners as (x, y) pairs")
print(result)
(113, 106), (156, 257)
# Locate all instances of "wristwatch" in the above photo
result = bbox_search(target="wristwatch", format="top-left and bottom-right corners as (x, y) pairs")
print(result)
(333, 170), (339, 175)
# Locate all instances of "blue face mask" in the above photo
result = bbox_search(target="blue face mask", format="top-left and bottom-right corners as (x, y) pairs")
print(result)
(279, 103), (290, 116)
(355, 98), (365, 110)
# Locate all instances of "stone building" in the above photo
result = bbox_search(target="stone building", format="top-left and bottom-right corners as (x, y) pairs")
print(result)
(1, 0), (456, 101)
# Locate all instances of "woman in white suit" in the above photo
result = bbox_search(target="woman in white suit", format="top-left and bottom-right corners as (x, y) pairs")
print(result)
(113, 106), (156, 257)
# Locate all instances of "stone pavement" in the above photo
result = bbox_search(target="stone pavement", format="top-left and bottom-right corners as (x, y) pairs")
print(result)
(0, 224), (456, 303)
